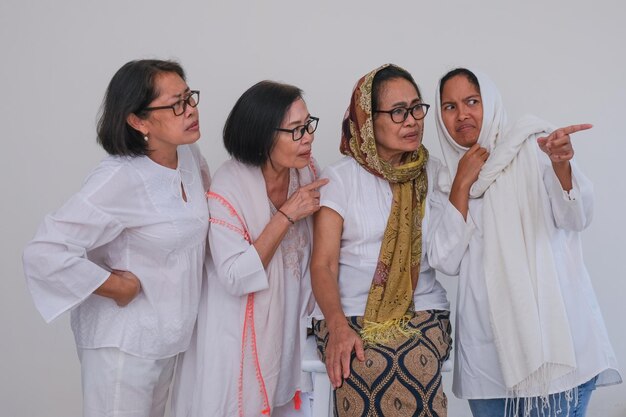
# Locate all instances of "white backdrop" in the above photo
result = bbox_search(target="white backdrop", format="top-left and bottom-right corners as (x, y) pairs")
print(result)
(1, 1), (624, 416)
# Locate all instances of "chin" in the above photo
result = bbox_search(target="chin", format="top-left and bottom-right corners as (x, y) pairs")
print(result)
(183, 132), (201, 144)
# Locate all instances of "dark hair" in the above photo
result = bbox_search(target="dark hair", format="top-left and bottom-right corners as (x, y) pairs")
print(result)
(223, 80), (303, 166)
(371, 65), (422, 113)
(439, 68), (480, 98)
(97, 59), (186, 156)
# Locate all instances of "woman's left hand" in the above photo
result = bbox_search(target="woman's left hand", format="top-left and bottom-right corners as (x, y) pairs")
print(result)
(537, 123), (592, 163)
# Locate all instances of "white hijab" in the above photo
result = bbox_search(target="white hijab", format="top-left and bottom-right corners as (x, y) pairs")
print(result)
(435, 69), (577, 396)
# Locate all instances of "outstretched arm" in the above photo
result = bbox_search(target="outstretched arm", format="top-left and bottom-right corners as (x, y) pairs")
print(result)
(537, 123), (592, 191)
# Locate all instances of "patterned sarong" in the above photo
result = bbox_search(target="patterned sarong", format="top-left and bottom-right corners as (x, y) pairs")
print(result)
(314, 310), (452, 417)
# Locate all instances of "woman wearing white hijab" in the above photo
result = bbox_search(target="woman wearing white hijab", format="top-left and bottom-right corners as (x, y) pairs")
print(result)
(428, 68), (621, 417)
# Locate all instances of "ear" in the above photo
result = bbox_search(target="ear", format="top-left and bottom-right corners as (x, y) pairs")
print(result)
(127, 113), (148, 135)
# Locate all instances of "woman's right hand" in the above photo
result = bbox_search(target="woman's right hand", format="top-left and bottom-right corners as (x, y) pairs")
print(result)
(279, 178), (329, 222)
(454, 143), (489, 190)
(325, 322), (366, 388)
(94, 270), (142, 307)
(449, 144), (489, 219)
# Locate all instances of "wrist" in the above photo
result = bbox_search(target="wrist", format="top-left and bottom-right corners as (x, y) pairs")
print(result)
(327, 315), (349, 333)
(552, 160), (571, 171)
(277, 208), (295, 225)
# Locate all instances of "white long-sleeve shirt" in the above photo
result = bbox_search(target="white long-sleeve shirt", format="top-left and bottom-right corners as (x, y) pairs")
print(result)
(23, 144), (210, 359)
(428, 151), (622, 398)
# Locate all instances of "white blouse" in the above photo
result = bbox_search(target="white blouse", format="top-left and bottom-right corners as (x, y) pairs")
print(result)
(23, 144), (210, 359)
(312, 156), (450, 320)
(428, 151), (622, 399)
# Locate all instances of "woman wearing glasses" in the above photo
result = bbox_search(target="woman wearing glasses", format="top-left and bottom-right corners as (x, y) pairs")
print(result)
(172, 81), (327, 417)
(428, 68), (621, 416)
(23, 59), (209, 417)
(310, 64), (451, 417)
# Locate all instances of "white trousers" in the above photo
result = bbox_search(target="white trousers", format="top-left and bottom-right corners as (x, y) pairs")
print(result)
(78, 347), (177, 417)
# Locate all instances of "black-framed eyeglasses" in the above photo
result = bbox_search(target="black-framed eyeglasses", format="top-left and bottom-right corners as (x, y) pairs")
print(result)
(275, 116), (319, 141)
(374, 103), (430, 124)
(142, 90), (200, 116)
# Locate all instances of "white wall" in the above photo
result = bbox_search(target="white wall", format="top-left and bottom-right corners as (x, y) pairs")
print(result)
(1, 1), (624, 416)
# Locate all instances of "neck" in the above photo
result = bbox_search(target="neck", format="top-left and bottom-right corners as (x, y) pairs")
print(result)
(380, 151), (405, 167)
(261, 161), (289, 184)
(149, 146), (178, 169)
(262, 161), (290, 208)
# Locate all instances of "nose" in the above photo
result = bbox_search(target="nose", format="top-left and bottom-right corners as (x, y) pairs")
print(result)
(456, 104), (469, 121)
(403, 113), (417, 127)
(184, 102), (197, 118)
(300, 129), (314, 144)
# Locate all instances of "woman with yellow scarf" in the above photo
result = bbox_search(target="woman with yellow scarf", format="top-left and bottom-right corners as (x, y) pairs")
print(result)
(310, 64), (452, 417)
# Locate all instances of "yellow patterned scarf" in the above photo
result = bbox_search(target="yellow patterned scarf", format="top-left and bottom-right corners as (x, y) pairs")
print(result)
(340, 64), (429, 345)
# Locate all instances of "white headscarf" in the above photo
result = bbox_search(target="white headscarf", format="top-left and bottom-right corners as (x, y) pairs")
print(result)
(435, 69), (577, 397)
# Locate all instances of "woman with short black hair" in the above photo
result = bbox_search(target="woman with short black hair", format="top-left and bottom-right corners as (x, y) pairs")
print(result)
(23, 59), (210, 417)
(173, 80), (327, 417)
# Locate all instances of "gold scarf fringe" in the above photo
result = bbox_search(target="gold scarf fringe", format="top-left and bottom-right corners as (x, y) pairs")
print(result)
(360, 315), (421, 346)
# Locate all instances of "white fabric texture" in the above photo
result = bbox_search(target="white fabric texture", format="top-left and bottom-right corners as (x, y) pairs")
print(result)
(429, 69), (622, 398)
(310, 156), (450, 320)
(78, 347), (177, 417)
(23, 144), (210, 359)
(172, 158), (317, 417)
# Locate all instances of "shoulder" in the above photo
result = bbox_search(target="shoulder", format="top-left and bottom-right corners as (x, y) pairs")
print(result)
(322, 156), (359, 178)
(80, 155), (135, 197)
(426, 154), (444, 177)
(211, 159), (260, 191)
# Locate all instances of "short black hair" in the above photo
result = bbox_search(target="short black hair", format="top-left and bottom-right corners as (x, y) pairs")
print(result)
(439, 68), (480, 98)
(372, 65), (422, 113)
(223, 80), (303, 167)
(97, 59), (186, 156)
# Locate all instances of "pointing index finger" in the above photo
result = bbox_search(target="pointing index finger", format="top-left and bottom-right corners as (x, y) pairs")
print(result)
(555, 123), (593, 137)
(303, 178), (330, 190)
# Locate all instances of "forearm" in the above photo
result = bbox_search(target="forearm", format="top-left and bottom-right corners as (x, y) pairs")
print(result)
(448, 180), (471, 220)
(551, 161), (573, 191)
(252, 212), (292, 268)
(311, 265), (348, 330)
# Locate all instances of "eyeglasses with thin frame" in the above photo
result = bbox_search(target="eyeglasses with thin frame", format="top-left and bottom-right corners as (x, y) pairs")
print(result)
(142, 90), (200, 116)
(374, 103), (430, 124)
(275, 116), (319, 141)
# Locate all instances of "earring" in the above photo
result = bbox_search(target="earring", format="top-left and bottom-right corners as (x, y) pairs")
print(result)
(144, 135), (149, 142)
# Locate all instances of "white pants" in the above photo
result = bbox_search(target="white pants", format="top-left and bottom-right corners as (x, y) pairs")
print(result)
(78, 347), (177, 417)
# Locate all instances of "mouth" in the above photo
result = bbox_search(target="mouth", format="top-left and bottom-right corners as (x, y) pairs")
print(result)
(403, 131), (420, 139)
(186, 121), (199, 131)
(298, 149), (312, 158)
(456, 123), (475, 133)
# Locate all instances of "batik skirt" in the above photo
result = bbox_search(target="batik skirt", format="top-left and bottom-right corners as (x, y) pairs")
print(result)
(313, 310), (452, 417)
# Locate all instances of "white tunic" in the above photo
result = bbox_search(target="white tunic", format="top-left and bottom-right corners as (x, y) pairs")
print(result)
(428, 150), (622, 399)
(173, 160), (316, 417)
(23, 144), (210, 359)
(311, 156), (450, 320)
